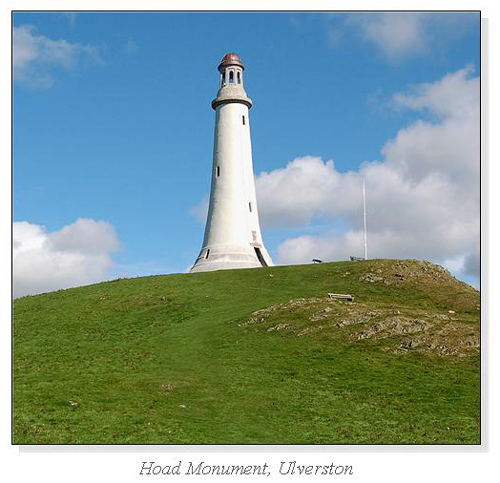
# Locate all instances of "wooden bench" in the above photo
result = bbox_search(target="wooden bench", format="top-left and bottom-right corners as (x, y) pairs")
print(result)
(328, 293), (354, 302)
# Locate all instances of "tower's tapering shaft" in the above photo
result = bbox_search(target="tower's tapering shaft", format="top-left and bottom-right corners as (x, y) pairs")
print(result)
(190, 53), (273, 273)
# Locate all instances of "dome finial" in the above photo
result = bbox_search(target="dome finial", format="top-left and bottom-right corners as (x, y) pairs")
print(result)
(218, 52), (244, 71)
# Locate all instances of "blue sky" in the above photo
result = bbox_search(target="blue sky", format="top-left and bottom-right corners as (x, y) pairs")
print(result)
(13, 12), (480, 296)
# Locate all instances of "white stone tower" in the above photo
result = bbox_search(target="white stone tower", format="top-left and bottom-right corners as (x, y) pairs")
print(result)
(190, 53), (273, 273)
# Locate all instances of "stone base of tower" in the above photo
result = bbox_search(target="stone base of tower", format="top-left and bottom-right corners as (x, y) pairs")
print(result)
(190, 243), (273, 273)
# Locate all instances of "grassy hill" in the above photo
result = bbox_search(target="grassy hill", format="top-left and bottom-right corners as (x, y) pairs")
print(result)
(13, 259), (480, 444)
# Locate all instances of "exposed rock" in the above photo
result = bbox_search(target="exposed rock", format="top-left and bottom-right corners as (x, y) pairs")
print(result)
(437, 322), (466, 335)
(297, 326), (323, 337)
(335, 317), (367, 328)
(391, 348), (408, 354)
(242, 298), (328, 326)
(358, 260), (469, 288)
(308, 306), (336, 322)
(356, 317), (431, 340)
(433, 314), (450, 321)
(267, 323), (292, 332)
(359, 273), (384, 283)
(161, 383), (173, 392)
(395, 332), (480, 356)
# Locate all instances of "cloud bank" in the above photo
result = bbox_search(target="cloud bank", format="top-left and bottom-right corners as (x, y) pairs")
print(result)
(254, 66), (479, 284)
(13, 218), (120, 298)
(13, 25), (102, 88)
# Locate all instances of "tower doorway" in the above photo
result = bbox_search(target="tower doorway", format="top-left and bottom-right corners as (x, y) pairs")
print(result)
(254, 247), (268, 267)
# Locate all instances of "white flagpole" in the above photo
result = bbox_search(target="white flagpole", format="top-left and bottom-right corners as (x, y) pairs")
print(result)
(363, 178), (368, 260)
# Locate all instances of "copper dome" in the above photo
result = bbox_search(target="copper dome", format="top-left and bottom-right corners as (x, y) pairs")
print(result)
(218, 52), (245, 71)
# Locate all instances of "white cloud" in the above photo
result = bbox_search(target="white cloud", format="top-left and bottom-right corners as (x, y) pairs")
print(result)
(257, 66), (479, 284)
(190, 195), (209, 223)
(392, 65), (478, 120)
(13, 218), (121, 298)
(256, 156), (360, 229)
(344, 12), (477, 60)
(125, 38), (138, 54)
(13, 25), (102, 88)
(348, 13), (428, 59)
(60, 13), (78, 27)
(462, 245), (480, 280)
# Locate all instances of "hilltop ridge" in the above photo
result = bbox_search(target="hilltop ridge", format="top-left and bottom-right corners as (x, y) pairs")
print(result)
(14, 259), (480, 444)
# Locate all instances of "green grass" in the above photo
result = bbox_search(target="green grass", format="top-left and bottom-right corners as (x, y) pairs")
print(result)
(13, 259), (480, 444)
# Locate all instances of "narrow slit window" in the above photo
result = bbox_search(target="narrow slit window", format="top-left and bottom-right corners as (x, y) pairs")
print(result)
(205, 249), (210, 259)
(242, 115), (246, 125)
(216, 166), (220, 177)
(237, 72), (241, 84)
(222, 72), (226, 86)
(249, 202), (252, 212)
(229, 70), (234, 84)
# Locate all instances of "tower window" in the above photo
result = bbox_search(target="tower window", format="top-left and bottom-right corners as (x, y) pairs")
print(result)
(242, 115), (245, 125)
(237, 72), (241, 84)
(229, 70), (234, 84)
(221, 72), (225, 86)
(216, 166), (220, 177)
(249, 202), (252, 212)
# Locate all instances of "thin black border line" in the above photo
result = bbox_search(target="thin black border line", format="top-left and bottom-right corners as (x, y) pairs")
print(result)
(11, 7), (14, 453)
(479, 14), (482, 447)
(11, 10), (482, 13)
(11, 9), (482, 448)
(479, 10), (483, 451)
